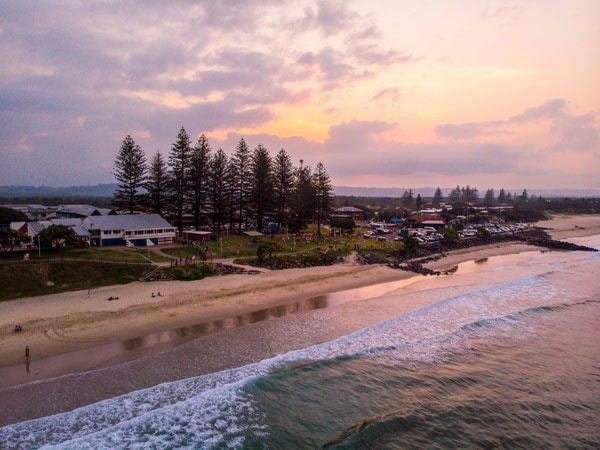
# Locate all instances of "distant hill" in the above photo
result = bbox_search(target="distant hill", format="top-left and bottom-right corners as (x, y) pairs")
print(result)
(333, 186), (439, 197)
(0, 184), (598, 199)
(333, 186), (600, 198)
(0, 184), (117, 198)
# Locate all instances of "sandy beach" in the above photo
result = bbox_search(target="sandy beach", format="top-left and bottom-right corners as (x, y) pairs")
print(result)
(0, 214), (598, 428)
(1, 214), (599, 378)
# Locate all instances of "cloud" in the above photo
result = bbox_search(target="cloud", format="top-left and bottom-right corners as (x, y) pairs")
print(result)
(435, 99), (599, 152)
(331, 142), (522, 177)
(141, 100), (275, 139)
(209, 121), (523, 182)
(325, 120), (396, 152)
(320, 121), (523, 178)
(508, 98), (567, 123)
(434, 120), (505, 139)
(372, 87), (401, 102)
(1, 0), (412, 146)
(297, 47), (359, 88)
(297, 0), (359, 36)
(1, 1), (596, 190)
(293, 1), (415, 89)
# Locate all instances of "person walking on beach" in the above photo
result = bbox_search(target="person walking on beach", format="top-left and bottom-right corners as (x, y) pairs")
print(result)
(25, 346), (30, 359)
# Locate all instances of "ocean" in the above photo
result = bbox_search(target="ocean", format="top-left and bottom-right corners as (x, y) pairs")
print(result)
(1, 236), (599, 449)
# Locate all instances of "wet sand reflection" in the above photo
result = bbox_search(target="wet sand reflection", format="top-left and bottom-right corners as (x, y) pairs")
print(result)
(0, 293), (339, 389)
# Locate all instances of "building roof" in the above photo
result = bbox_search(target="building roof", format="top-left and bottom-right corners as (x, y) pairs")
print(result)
(27, 222), (46, 235)
(407, 213), (444, 223)
(83, 214), (175, 231)
(182, 231), (212, 236)
(334, 206), (364, 213)
(9, 221), (28, 232)
(47, 219), (90, 237)
(57, 204), (115, 217)
(50, 218), (85, 227)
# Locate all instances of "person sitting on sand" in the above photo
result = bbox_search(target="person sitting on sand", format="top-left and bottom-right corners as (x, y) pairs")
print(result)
(157, 292), (163, 297)
(151, 292), (155, 298)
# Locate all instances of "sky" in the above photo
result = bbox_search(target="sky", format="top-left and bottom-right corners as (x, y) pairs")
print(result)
(1, 0), (599, 190)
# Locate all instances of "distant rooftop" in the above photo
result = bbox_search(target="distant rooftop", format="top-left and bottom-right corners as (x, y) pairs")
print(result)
(83, 214), (174, 230)
(334, 206), (364, 213)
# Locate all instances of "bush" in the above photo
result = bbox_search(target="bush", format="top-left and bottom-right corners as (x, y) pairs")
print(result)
(442, 228), (459, 242)
(476, 227), (492, 240)
(329, 217), (356, 232)
(257, 240), (283, 261)
(171, 264), (214, 281)
(402, 236), (420, 253)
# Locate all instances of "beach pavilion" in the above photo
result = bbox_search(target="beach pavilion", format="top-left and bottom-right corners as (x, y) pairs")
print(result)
(83, 214), (176, 247)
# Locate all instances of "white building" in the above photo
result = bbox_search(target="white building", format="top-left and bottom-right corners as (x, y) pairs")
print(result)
(83, 214), (176, 247)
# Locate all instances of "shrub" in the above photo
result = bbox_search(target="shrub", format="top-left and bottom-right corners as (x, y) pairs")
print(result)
(402, 236), (420, 253)
(329, 217), (356, 232)
(257, 240), (283, 261)
(442, 228), (459, 242)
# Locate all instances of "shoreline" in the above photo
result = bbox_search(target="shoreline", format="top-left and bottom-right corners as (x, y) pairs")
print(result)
(0, 214), (598, 426)
(1, 215), (599, 381)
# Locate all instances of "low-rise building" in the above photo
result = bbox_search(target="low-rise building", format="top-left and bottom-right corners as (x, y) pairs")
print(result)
(83, 214), (176, 247)
(331, 206), (365, 221)
(405, 213), (446, 229)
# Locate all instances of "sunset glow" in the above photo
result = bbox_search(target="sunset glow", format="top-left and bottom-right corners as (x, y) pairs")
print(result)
(0, 0), (598, 190)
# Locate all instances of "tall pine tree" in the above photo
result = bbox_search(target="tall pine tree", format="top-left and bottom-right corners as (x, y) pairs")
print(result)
(272, 148), (295, 229)
(189, 134), (212, 229)
(497, 188), (507, 204)
(250, 144), (273, 233)
(112, 135), (146, 213)
(290, 160), (315, 232)
(144, 150), (169, 215)
(432, 187), (443, 207)
(483, 188), (495, 206)
(312, 162), (333, 236)
(230, 138), (252, 233)
(208, 148), (230, 234)
(168, 127), (192, 231)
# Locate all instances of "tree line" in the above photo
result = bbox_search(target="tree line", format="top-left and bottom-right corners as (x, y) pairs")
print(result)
(112, 127), (334, 234)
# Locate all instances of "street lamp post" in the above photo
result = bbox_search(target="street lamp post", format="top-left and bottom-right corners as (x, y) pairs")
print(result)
(37, 234), (41, 258)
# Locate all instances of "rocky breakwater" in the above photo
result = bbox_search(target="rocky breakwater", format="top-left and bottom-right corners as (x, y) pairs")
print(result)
(248, 254), (344, 270)
(517, 228), (598, 252)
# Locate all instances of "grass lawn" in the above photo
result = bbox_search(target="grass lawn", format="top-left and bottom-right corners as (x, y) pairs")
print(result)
(1, 247), (173, 264)
(190, 227), (402, 260)
(133, 249), (172, 263)
(0, 260), (152, 302)
(161, 246), (205, 259)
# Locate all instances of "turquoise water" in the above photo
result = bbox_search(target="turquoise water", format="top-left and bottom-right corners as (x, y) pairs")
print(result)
(1, 240), (599, 448)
